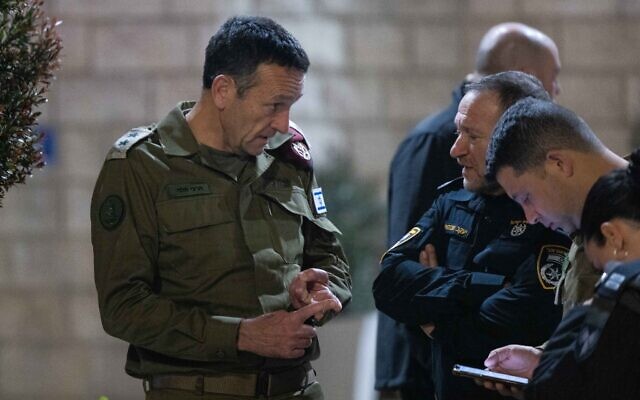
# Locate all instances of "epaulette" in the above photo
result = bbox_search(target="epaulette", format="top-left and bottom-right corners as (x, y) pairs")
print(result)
(106, 125), (155, 160)
(267, 120), (313, 170)
(436, 177), (464, 194)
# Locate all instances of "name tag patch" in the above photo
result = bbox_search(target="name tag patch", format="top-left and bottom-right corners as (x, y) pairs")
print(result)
(444, 223), (469, 238)
(167, 183), (211, 198)
(312, 187), (327, 214)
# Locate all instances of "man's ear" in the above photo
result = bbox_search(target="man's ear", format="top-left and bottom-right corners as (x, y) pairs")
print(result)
(546, 150), (574, 178)
(210, 74), (235, 109)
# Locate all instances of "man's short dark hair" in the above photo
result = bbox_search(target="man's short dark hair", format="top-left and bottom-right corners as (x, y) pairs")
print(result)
(464, 70), (551, 113)
(485, 98), (604, 183)
(202, 16), (310, 96)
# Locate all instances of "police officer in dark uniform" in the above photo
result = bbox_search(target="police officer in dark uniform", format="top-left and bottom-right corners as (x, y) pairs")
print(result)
(526, 261), (640, 400)
(373, 71), (570, 400)
(376, 23), (563, 400)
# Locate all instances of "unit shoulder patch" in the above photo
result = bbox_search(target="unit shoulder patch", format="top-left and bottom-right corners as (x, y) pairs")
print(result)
(537, 245), (569, 290)
(99, 195), (125, 230)
(106, 126), (155, 160)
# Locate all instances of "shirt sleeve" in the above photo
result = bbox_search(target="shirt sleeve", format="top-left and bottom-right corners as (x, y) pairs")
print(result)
(301, 172), (352, 316)
(91, 156), (242, 362)
(432, 231), (570, 361)
(373, 196), (506, 325)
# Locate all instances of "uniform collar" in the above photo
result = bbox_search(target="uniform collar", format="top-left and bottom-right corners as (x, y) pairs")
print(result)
(157, 101), (199, 157)
(265, 131), (293, 150)
(450, 189), (519, 215)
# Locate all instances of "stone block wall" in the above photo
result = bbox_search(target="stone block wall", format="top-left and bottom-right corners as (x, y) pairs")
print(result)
(1, 1), (639, 399)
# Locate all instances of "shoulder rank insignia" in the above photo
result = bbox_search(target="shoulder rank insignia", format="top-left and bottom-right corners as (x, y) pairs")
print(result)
(537, 245), (569, 289)
(267, 120), (313, 170)
(106, 126), (155, 160)
(510, 220), (528, 237)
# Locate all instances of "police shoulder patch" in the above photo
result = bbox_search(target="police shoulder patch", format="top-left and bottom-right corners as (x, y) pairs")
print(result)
(106, 126), (155, 160)
(537, 245), (569, 290)
(381, 227), (422, 262)
(99, 195), (125, 230)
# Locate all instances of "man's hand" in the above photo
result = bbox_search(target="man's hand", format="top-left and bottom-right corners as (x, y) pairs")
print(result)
(237, 299), (341, 359)
(419, 243), (438, 336)
(477, 344), (542, 398)
(289, 268), (342, 320)
(484, 345), (541, 378)
(419, 243), (438, 267)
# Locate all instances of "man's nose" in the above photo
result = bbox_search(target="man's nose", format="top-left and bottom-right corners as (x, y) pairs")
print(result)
(523, 205), (539, 225)
(449, 134), (467, 159)
(271, 109), (290, 134)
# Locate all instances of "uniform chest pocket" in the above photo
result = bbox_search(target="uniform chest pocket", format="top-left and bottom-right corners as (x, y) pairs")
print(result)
(259, 187), (311, 264)
(156, 194), (238, 274)
(157, 194), (234, 233)
(260, 186), (341, 264)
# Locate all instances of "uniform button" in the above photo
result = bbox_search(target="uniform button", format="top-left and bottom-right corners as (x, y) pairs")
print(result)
(216, 350), (225, 359)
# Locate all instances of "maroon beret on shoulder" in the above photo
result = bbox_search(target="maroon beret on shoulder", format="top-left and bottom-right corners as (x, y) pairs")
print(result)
(269, 121), (313, 170)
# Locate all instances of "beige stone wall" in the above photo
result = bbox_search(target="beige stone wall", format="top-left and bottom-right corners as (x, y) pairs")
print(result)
(1, 0), (639, 399)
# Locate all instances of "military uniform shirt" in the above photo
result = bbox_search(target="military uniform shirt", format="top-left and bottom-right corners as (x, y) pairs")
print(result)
(556, 237), (602, 315)
(90, 102), (351, 378)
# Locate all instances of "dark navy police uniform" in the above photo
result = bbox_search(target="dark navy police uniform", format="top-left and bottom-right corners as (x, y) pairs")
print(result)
(376, 83), (463, 399)
(374, 179), (571, 400)
(527, 260), (640, 400)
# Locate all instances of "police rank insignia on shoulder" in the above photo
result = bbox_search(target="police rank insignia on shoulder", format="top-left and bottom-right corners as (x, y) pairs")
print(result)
(510, 220), (528, 237)
(536, 245), (569, 289)
(107, 126), (154, 160)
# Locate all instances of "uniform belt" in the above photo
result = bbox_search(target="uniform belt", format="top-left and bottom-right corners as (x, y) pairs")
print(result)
(144, 363), (316, 397)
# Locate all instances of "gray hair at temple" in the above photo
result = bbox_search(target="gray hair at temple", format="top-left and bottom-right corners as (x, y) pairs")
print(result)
(464, 70), (551, 114)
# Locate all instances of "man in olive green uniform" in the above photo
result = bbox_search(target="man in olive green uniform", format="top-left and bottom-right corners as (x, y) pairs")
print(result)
(91, 16), (351, 400)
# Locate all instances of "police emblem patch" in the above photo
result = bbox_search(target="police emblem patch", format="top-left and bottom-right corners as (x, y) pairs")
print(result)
(99, 195), (125, 231)
(536, 245), (568, 289)
(291, 142), (311, 160)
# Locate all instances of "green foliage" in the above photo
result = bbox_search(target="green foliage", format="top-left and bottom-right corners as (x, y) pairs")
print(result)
(316, 156), (386, 313)
(0, 0), (62, 206)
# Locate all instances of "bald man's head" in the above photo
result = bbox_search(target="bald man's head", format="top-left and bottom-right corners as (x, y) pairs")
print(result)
(474, 22), (561, 98)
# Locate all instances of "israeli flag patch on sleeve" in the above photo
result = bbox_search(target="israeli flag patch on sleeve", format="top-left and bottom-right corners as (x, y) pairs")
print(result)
(312, 187), (327, 214)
